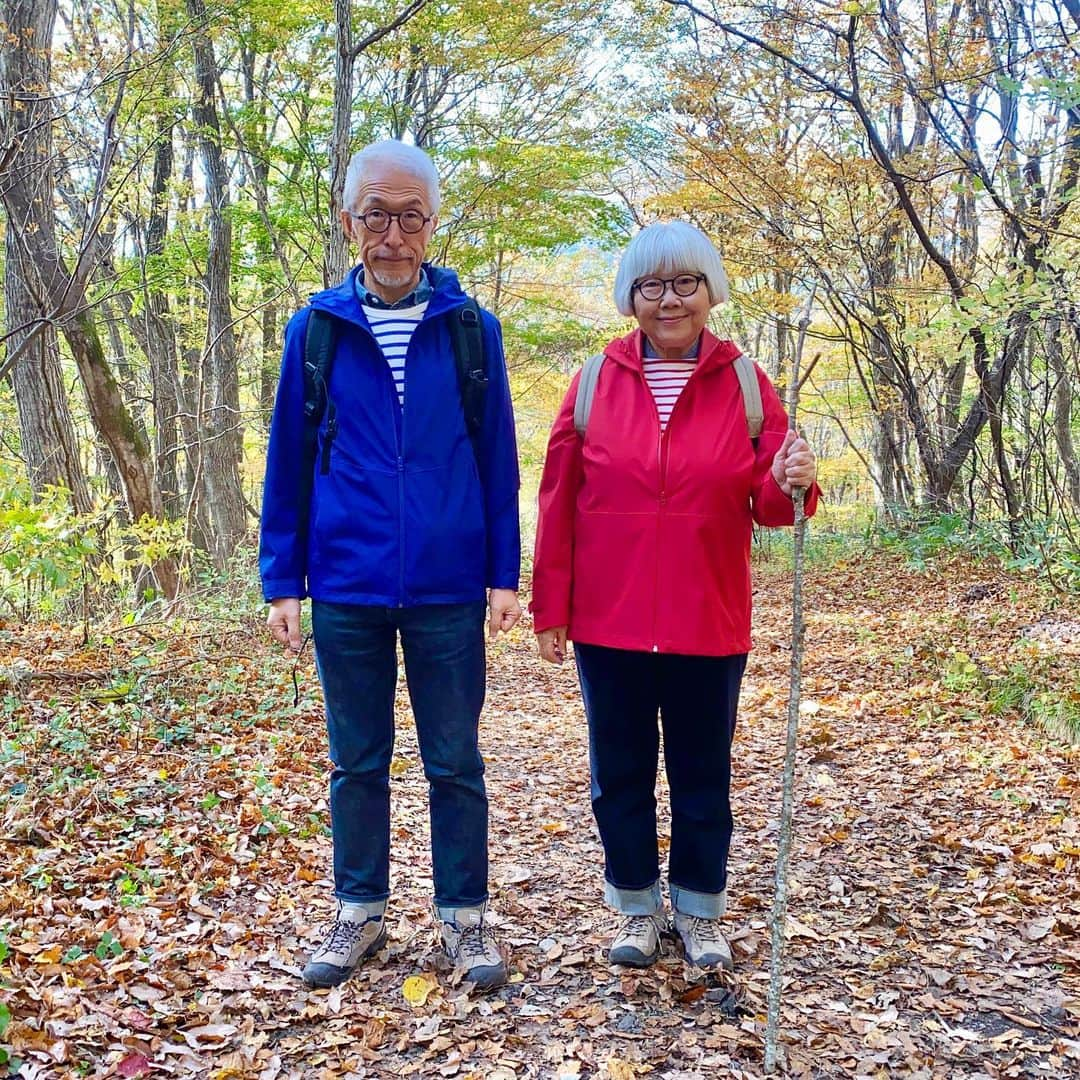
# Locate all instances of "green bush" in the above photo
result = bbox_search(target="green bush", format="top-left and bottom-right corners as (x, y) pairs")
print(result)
(876, 510), (1079, 592)
(0, 464), (192, 621)
(0, 471), (101, 620)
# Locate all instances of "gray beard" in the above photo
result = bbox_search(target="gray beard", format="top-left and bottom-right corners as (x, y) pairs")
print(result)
(372, 266), (417, 290)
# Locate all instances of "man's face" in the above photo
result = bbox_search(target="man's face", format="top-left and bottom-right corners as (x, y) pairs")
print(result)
(342, 164), (437, 303)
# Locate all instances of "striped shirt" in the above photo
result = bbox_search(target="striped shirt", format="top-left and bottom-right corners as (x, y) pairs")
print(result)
(362, 301), (428, 408)
(642, 353), (698, 431)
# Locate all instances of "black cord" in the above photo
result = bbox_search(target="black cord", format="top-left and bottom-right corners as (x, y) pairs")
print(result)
(291, 632), (313, 708)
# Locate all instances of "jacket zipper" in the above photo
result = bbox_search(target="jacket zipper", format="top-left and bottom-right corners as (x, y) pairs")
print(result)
(636, 364), (663, 654)
(395, 331), (408, 608)
(649, 358), (700, 653)
(327, 315), (406, 605)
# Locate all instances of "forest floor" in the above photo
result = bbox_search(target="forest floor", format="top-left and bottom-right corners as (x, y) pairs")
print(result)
(0, 547), (1078, 1079)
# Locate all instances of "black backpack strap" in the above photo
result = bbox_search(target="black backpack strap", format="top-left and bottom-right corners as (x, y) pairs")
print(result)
(301, 309), (338, 527)
(449, 298), (488, 467)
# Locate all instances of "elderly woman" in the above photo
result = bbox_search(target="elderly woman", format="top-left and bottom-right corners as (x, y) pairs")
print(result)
(531, 221), (819, 970)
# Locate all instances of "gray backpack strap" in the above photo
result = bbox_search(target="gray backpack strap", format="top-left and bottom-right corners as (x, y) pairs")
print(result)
(733, 353), (764, 441)
(574, 352), (606, 438)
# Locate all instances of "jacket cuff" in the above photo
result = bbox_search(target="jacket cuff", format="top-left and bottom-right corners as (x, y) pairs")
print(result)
(262, 581), (307, 603)
(529, 600), (570, 634)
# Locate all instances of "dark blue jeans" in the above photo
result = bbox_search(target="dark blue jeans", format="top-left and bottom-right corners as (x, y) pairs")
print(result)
(575, 643), (747, 918)
(312, 601), (488, 912)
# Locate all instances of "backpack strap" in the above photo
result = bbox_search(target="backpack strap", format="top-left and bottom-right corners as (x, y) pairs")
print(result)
(733, 352), (763, 446)
(574, 352), (606, 439)
(573, 348), (764, 447)
(449, 298), (488, 467)
(302, 309), (339, 488)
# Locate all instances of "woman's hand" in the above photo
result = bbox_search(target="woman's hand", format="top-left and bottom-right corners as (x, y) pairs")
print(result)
(772, 430), (817, 497)
(536, 626), (568, 664)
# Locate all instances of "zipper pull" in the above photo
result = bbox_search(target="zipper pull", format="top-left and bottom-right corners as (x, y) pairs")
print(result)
(321, 404), (338, 475)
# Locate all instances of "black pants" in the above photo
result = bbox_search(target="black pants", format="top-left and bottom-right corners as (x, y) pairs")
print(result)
(575, 643), (747, 917)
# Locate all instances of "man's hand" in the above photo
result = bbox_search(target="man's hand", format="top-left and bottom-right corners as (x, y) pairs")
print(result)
(536, 626), (568, 664)
(267, 597), (302, 652)
(772, 430), (818, 497)
(488, 588), (521, 640)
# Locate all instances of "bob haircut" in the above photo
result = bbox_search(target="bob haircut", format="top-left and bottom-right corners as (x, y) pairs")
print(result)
(613, 221), (730, 316)
(343, 140), (441, 214)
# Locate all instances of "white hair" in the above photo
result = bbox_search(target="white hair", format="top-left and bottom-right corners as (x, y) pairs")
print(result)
(342, 140), (441, 214)
(613, 221), (730, 316)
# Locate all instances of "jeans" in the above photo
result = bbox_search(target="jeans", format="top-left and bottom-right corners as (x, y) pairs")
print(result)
(312, 600), (488, 914)
(574, 643), (747, 918)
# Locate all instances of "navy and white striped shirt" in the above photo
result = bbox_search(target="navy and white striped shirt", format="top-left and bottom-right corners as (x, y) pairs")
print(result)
(354, 269), (432, 409)
(362, 301), (428, 408)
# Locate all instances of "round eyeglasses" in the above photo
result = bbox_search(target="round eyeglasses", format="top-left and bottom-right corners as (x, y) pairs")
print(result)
(633, 273), (706, 301)
(350, 208), (432, 234)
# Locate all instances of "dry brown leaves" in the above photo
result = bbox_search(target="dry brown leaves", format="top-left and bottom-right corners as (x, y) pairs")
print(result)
(0, 551), (1077, 1078)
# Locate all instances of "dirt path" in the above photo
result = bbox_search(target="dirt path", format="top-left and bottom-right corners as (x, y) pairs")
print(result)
(1, 552), (1077, 1077)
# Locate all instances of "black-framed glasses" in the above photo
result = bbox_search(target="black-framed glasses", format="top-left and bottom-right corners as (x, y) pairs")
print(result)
(633, 273), (706, 301)
(349, 208), (432, 234)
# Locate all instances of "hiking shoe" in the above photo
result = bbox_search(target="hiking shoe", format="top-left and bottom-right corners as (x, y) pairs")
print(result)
(674, 912), (733, 970)
(302, 900), (387, 987)
(609, 913), (666, 967)
(438, 905), (507, 990)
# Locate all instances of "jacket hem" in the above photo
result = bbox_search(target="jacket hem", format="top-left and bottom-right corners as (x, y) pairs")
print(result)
(310, 588), (488, 607)
(569, 628), (753, 657)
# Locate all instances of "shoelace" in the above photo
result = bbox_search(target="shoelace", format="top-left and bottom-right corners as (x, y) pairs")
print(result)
(682, 915), (725, 945)
(319, 918), (366, 958)
(619, 914), (662, 940)
(456, 923), (498, 961)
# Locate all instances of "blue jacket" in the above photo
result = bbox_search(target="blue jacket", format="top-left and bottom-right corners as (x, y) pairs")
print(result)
(259, 264), (520, 605)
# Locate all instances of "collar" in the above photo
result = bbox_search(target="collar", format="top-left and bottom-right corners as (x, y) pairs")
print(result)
(643, 334), (700, 360)
(354, 267), (432, 310)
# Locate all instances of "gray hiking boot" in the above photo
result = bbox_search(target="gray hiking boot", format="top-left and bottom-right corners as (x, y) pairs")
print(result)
(674, 912), (733, 970)
(609, 913), (667, 967)
(438, 904), (507, 990)
(302, 900), (387, 988)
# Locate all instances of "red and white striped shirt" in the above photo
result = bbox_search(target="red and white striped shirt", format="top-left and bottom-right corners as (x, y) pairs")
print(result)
(642, 354), (698, 430)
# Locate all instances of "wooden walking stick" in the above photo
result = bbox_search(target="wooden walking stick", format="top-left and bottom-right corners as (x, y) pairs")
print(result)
(764, 290), (819, 1074)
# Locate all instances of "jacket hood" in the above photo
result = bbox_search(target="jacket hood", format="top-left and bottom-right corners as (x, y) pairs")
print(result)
(307, 263), (470, 325)
(605, 327), (743, 373)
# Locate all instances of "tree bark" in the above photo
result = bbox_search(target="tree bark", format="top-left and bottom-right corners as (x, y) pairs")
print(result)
(142, 82), (185, 521)
(186, 0), (247, 568)
(1, 0), (179, 598)
(1, 0), (91, 512)
(326, 0), (354, 287)
(1047, 318), (1080, 509)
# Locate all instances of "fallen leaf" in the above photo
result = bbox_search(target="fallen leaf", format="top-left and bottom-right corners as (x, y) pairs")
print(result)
(402, 973), (438, 1006)
(606, 1056), (639, 1080)
(181, 1023), (238, 1049)
(1022, 917), (1056, 941)
(117, 1053), (152, 1078)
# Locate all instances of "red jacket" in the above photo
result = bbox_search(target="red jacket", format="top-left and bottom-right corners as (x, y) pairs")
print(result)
(531, 328), (820, 657)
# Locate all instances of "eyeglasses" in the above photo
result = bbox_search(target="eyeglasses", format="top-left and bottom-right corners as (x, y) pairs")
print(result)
(349, 208), (432, 234)
(632, 273), (706, 301)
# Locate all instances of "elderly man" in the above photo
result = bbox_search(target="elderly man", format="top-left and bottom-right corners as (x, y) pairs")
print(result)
(260, 140), (520, 990)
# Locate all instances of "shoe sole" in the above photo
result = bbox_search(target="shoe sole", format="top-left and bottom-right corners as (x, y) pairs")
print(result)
(609, 946), (659, 968)
(683, 954), (733, 971)
(302, 927), (388, 988)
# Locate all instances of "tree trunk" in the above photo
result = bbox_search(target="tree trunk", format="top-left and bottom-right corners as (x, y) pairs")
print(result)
(2, 0), (91, 512)
(326, 0), (354, 287)
(1047, 317), (1080, 508)
(144, 100), (185, 520)
(1, 0), (178, 598)
(186, 0), (247, 568)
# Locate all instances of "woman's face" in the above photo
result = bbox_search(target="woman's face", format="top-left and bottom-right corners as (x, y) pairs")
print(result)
(631, 271), (711, 358)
